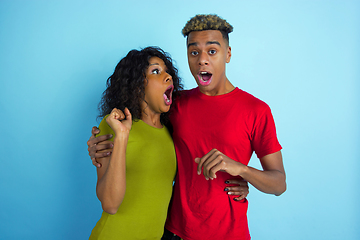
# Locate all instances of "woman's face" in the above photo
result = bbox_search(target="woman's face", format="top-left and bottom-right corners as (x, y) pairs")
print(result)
(142, 57), (174, 115)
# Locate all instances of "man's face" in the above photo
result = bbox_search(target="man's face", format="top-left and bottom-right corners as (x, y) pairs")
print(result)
(187, 30), (231, 96)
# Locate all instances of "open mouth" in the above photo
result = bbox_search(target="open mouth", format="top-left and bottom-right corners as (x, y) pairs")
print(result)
(164, 85), (174, 106)
(198, 71), (212, 86)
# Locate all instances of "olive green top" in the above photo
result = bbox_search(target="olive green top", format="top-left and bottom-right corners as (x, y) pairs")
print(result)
(89, 117), (176, 240)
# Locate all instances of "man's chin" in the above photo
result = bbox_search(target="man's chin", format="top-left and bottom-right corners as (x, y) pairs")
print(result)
(196, 79), (212, 87)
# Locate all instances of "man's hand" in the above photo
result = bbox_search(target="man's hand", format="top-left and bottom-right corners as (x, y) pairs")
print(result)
(195, 149), (286, 196)
(194, 149), (244, 180)
(224, 179), (249, 201)
(87, 126), (113, 168)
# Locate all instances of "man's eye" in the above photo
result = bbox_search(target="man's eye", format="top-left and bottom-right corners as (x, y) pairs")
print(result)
(191, 51), (198, 56)
(152, 69), (160, 74)
(209, 49), (216, 55)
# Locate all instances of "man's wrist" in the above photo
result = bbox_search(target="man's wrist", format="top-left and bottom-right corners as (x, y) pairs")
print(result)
(237, 163), (248, 178)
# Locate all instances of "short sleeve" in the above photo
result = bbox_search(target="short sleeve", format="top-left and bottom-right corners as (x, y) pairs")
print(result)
(252, 105), (282, 158)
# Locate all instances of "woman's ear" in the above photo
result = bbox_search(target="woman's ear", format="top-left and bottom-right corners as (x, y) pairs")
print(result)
(143, 77), (148, 87)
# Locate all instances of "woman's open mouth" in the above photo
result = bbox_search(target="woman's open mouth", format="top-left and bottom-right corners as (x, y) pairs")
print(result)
(198, 71), (212, 86)
(164, 85), (174, 106)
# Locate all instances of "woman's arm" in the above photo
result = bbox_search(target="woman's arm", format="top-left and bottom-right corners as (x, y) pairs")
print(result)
(87, 108), (129, 167)
(95, 108), (132, 214)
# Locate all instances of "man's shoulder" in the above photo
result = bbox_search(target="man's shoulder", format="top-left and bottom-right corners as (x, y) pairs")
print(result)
(235, 88), (271, 112)
(177, 87), (198, 101)
(179, 87), (198, 95)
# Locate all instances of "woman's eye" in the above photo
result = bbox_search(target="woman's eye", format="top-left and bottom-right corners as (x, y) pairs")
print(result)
(209, 49), (216, 55)
(191, 51), (198, 56)
(151, 69), (160, 74)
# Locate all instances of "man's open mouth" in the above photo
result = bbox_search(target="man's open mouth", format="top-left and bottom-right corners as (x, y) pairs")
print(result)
(198, 71), (212, 86)
(164, 85), (174, 105)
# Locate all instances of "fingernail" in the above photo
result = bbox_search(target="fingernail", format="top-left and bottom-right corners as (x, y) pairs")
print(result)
(224, 188), (229, 191)
(197, 171), (200, 175)
(234, 198), (239, 201)
(227, 192), (233, 195)
(225, 180), (229, 184)
(206, 177), (209, 180)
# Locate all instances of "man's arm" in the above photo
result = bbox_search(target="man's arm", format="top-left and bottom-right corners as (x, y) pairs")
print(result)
(87, 126), (114, 167)
(239, 151), (286, 196)
(195, 150), (286, 196)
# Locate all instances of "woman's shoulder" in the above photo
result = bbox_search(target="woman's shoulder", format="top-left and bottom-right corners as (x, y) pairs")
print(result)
(96, 115), (115, 141)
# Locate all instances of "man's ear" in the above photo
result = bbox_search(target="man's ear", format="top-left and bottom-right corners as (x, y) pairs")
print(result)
(226, 46), (232, 63)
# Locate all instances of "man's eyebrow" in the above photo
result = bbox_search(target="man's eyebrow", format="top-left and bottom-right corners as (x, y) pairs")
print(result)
(187, 42), (197, 48)
(187, 41), (221, 48)
(207, 41), (221, 46)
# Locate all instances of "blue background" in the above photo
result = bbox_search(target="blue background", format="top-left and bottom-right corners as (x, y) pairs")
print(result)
(1, 0), (359, 239)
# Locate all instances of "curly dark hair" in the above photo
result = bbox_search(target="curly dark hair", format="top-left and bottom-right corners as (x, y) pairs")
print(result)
(182, 14), (233, 44)
(98, 46), (183, 126)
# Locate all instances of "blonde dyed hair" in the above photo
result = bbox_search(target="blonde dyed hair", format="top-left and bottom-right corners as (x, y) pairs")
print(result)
(182, 14), (233, 42)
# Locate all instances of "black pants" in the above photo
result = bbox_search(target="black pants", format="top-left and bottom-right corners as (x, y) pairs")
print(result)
(161, 228), (182, 240)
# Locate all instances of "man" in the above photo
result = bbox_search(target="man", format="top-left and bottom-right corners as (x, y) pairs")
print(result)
(88, 14), (286, 240)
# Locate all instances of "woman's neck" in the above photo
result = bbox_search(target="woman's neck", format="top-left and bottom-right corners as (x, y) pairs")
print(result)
(141, 112), (162, 128)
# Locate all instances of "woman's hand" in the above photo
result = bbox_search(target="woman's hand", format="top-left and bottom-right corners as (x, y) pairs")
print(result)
(106, 108), (132, 135)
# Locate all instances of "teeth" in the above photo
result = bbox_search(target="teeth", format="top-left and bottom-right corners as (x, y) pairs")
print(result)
(200, 71), (208, 74)
(164, 87), (172, 104)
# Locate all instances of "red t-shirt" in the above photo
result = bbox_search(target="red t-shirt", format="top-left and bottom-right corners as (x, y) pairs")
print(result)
(165, 87), (282, 240)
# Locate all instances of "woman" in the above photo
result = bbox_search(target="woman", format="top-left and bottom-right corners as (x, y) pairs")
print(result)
(89, 47), (183, 240)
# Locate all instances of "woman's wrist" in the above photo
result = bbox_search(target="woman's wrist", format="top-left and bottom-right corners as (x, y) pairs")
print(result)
(113, 132), (129, 142)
